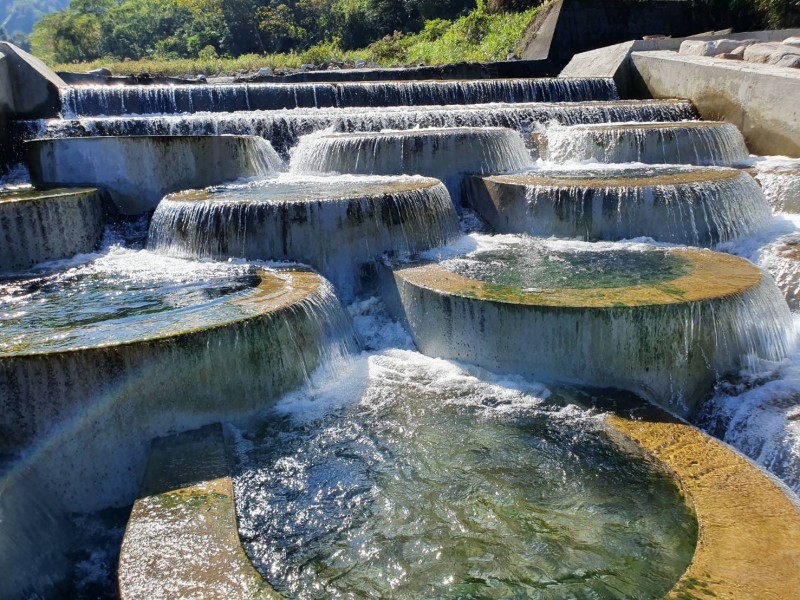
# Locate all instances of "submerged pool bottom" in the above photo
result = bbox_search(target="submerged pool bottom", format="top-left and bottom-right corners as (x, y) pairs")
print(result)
(232, 349), (697, 599)
(437, 237), (691, 292)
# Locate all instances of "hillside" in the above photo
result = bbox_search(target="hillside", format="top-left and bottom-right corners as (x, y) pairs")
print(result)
(1, 0), (67, 39)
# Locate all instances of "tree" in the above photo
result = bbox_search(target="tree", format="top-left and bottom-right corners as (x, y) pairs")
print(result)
(30, 11), (102, 62)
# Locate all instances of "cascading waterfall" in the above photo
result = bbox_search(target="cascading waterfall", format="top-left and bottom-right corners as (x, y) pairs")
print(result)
(0, 249), (359, 508)
(59, 78), (618, 117)
(0, 187), (106, 273)
(541, 121), (751, 166)
(147, 175), (462, 295)
(290, 127), (534, 205)
(696, 337), (800, 495)
(467, 166), (773, 246)
(240, 136), (286, 176)
(4, 61), (800, 599)
(21, 100), (697, 158)
(387, 237), (794, 418)
(25, 135), (284, 215)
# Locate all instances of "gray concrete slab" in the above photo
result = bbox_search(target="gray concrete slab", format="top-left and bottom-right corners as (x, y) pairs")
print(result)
(0, 42), (65, 119)
(632, 50), (800, 156)
(119, 424), (281, 599)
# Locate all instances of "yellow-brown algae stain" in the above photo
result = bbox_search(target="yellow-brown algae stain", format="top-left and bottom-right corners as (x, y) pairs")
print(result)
(607, 414), (800, 600)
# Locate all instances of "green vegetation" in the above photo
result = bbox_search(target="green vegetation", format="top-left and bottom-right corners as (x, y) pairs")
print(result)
(23, 0), (800, 75)
(47, 1), (540, 75)
(33, 0), (512, 64)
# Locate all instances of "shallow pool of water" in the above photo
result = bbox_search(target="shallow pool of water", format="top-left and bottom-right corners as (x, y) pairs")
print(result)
(437, 237), (691, 291)
(0, 247), (259, 355)
(232, 349), (697, 599)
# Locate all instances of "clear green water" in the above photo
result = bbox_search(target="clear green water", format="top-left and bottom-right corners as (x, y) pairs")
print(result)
(0, 248), (259, 355)
(439, 238), (691, 291)
(234, 350), (697, 599)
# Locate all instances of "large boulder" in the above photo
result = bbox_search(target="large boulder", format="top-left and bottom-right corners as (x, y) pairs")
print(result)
(743, 42), (800, 65)
(679, 38), (756, 57)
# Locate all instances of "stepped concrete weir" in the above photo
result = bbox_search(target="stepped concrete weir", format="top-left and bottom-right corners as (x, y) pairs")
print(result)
(26, 135), (282, 215)
(540, 121), (751, 166)
(22, 99), (697, 158)
(0, 187), (105, 272)
(291, 127), (533, 205)
(148, 174), (461, 294)
(0, 257), (356, 509)
(59, 78), (618, 117)
(381, 237), (792, 418)
(466, 166), (772, 245)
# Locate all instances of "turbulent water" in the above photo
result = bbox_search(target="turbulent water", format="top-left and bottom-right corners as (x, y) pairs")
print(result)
(752, 156), (800, 213)
(21, 100), (697, 158)
(232, 335), (697, 599)
(0, 246), (259, 354)
(59, 79), (619, 117)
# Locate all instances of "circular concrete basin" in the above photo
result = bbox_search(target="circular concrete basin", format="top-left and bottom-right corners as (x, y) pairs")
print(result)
(290, 127), (533, 205)
(467, 165), (771, 245)
(148, 174), (461, 294)
(540, 121), (750, 166)
(382, 237), (792, 417)
(0, 257), (354, 510)
(0, 187), (105, 272)
(26, 135), (283, 215)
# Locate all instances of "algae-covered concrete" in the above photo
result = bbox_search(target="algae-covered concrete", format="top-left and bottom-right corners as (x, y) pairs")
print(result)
(607, 410), (800, 599)
(466, 168), (771, 246)
(631, 50), (800, 157)
(382, 249), (790, 418)
(0, 187), (106, 272)
(119, 424), (281, 599)
(0, 269), (327, 508)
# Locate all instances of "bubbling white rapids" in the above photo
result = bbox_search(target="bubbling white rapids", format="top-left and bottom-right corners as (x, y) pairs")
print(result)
(231, 345), (696, 600)
(753, 157), (800, 213)
(468, 165), (773, 246)
(542, 121), (751, 166)
(147, 174), (462, 295)
(697, 315), (800, 495)
(59, 78), (618, 117)
(23, 100), (698, 158)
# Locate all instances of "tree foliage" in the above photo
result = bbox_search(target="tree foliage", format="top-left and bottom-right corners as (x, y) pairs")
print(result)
(28, 0), (800, 65)
(29, 0), (493, 63)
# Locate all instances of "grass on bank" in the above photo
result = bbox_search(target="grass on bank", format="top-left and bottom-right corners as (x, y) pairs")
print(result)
(50, 4), (541, 77)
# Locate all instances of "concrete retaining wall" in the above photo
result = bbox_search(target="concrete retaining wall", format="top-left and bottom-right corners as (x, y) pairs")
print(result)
(632, 50), (800, 157)
(559, 28), (800, 98)
(520, 0), (715, 69)
(0, 54), (14, 175)
(0, 42), (67, 174)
